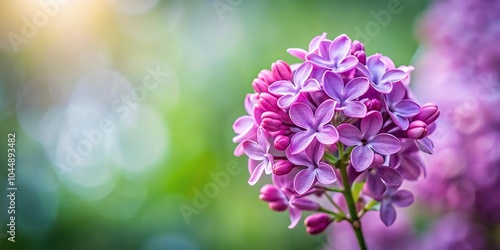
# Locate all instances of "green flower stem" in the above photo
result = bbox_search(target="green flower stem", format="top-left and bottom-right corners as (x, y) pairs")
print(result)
(337, 143), (368, 250)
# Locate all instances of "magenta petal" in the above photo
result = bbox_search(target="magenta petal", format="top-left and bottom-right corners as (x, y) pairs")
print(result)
(377, 166), (402, 186)
(351, 145), (374, 172)
(329, 34), (351, 63)
(343, 101), (367, 118)
(316, 162), (337, 184)
(370, 134), (402, 155)
(288, 206), (302, 229)
(392, 190), (414, 207)
(290, 131), (315, 154)
(291, 197), (319, 211)
(344, 77), (370, 101)
(289, 103), (315, 129)
(361, 111), (383, 138)
(287, 48), (307, 60)
(294, 168), (316, 194)
(337, 124), (363, 146)
(322, 71), (344, 101)
(380, 202), (396, 226)
(242, 140), (265, 160)
(315, 99), (336, 127)
(317, 125), (339, 145)
(248, 161), (266, 185)
(269, 80), (296, 95)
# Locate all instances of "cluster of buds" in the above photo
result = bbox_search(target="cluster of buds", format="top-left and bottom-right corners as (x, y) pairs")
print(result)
(232, 33), (439, 236)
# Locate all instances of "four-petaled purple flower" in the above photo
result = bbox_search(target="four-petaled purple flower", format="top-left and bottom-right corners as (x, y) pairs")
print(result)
(306, 34), (358, 73)
(289, 99), (339, 154)
(269, 62), (321, 109)
(243, 128), (274, 185)
(384, 82), (421, 130)
(338, 111), (402, 171)
(377, 186), (414, 226)
(287, 140), (337, 194)
(363, 154), (403, 198)
(322, 71), (370, 118)
(357, 54), (407, 93)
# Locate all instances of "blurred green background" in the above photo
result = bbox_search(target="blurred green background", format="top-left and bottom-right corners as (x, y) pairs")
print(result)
(0, 0), (428, 249)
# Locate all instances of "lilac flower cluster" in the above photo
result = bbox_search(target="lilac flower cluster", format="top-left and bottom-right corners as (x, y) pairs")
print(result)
(232, 33), (439, 240)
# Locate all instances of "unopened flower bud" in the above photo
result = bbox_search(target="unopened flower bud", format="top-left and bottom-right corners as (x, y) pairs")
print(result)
(258, 69), (277, 84)
(354, 50), (366, 64)
(273, 160), (294, 175)
(351, 40), (365, 53)
(261, 111), (282, 132)
(274, 135), (290, 151)
(364, 99), (381, 111)
(304, 213), (333, 235)
(259, 184), (283, 202)
(272, 60), (293, 81)
(414, 103), (440, 124)
(269, 201), (288, 211)
(407, 120), (428, 139)
(258, 92), (279, 111)
(252, 78), (269, 93)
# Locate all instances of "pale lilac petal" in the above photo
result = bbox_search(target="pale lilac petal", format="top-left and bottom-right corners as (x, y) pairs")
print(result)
(242, 140), (265, 160)
(351, 145), (374, 172)
(309, 32), (327, 52)
(386, 82), (405, 103)
(329, 34), (351, 63)
(393, 100), (421, 117)
(416, 137), (434, 154)
(366, 54), (386, 82)
(269, 80), (297, 95)
(372, 81), (393, 93)
(317, 125), (339, 145)
(335, 56), (358, 73)
(286, 146), (313, 167)
(322, 71), (344, 101)
(316, 162), (337, 184)
(234, 142), (244, 156)
(288, 206), (302, 229)
(232, 116), (255, 142)
(388, 112), (410, 130)
(344, 77), (370, 101)
(318, 40), (331, 58)
(356, 63), (372, 78)
(337, 124), (363, 146)
(377, 166), (402, 186)
(294, 168), (316, 194)
(256, 127), (270, 152)
(309, 140), (325, 166)
(370, 134), (402, 155)
(263, 156), (274, 175)
(382, 69), (407, 83)
(380, 202), (396, 226)
(248, 158), (259, 174)
(244, 93), (256, 115)
(398, 153), (425, 180)
(277, 94), (298, 109)
(293, 62), (313, 85)
(302, 78), (321, 92)
(392, 190), (414, 207)
(361, 111), (383, 138)
(342, 101), (367, 118)
(287, 48), (307, 60)
(315, 99), (336, 127)
(290, 131), (315, 154)
(289, 103), (315, 129)
(306, 53), (333, 68)
(248, 161), (266, 185)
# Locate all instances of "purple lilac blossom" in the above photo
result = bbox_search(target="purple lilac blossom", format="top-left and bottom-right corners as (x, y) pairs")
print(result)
(232, 33), (439, 242)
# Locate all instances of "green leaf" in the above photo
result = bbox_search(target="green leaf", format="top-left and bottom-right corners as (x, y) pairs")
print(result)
(351, 181), (364, 202)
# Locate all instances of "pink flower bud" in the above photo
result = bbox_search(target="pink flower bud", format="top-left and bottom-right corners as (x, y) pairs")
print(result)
(259, 184), (283, 202)
(304, 213), (333, 235)
(271, 60), (292, 81)
(414, 103), (440, 124)
(407, 120), (428, 139)
(258, 69), (277, 84)
(269, 201), (288, 211)
(354, 50), (366, 65)
(252, 78), (269, 93)
(351, 40), (365, 53)
(261, 111), (282, 132)
(274, 135), (290, 151)
(258, 93), (279, 111)
(364, 99), (381, 111)
(273, 160), (294, 175)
